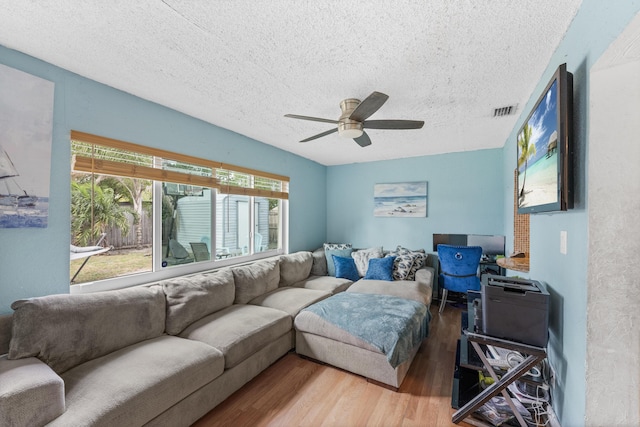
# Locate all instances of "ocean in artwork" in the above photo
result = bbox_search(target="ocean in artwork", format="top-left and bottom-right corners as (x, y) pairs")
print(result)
(0, 197), (49, 228)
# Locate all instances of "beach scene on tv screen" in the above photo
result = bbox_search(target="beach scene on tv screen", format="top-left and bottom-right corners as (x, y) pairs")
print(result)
(517, 79), (559, 208)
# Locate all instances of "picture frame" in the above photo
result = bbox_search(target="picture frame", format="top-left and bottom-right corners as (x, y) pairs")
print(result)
(374, 181), (427, 217)
(0, 64), (54, 228)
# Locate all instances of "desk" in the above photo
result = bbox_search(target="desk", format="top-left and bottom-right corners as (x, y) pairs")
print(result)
(479, 260), (504, 277)
(496, 255), (530, 272)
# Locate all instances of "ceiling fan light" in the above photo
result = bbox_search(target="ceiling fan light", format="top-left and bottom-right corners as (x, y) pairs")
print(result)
(338, 121), (363, 139)
(339, 128), (364, 138)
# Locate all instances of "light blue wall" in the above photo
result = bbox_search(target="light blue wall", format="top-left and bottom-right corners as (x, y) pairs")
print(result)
(0, 45), (327, 314)
(327, 149), (504, 251)
(501, 2), (640, 425)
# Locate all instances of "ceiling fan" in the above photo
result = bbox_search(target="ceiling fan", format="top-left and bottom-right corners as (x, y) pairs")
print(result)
(284, 91), (424, 147)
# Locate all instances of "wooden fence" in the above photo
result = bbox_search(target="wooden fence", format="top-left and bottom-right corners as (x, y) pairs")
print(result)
(105, 211), (153, 249)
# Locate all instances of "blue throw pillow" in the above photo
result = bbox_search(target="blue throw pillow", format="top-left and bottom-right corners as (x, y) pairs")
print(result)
(325, 248), (353, 276)
(332, 255), (360, 281)
(364, 256), (396, 281)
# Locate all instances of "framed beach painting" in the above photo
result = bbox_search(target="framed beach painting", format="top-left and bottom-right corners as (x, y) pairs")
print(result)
(374, 181), (427, 217)
(0, 64), (54, 228)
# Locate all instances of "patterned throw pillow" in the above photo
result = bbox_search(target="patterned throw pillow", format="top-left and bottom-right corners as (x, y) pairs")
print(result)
(323, 243), (353, 250)
(386, 251), (415, 281)
(396, 246), (427, 281)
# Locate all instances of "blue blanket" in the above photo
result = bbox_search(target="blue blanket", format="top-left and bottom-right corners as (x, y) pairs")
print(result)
(302, 292), (431, 368)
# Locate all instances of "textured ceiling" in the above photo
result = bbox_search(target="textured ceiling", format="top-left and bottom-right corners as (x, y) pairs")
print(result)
(0, 1), (582, 166)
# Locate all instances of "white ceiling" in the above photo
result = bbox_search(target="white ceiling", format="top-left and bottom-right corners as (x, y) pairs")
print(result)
(0, 1), (582, 166)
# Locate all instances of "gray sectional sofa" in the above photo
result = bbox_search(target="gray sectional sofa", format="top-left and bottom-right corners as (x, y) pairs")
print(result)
(0, 249), (433, 427)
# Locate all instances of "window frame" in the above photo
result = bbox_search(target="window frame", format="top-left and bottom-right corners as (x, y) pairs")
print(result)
(70, 131), (289, 294)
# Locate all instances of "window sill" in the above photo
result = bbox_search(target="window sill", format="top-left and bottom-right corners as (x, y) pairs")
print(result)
(70, 249), (283, 294)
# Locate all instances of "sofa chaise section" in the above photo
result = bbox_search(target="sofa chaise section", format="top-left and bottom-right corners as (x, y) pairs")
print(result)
(294, 249), (435, 389)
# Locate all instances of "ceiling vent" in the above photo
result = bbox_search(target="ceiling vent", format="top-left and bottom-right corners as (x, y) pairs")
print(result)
(493, 105), (516, 117)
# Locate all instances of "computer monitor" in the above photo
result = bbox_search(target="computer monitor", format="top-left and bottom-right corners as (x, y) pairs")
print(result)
(432, 233), (467, 250)
(433, 233), (505, 257)
(467, 235), (506, 257)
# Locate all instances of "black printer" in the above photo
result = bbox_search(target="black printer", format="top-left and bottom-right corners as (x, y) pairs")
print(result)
(481, 275), (550, 347)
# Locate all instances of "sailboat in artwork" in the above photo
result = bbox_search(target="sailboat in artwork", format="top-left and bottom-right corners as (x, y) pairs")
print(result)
(0, 146), (38, 208)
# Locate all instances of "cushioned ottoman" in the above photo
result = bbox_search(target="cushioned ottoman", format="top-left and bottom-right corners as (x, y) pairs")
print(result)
(294, 292), (430, 389)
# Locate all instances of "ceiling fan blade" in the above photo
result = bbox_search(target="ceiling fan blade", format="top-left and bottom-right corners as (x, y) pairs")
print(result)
(285, 114), (338, 125)
(354, 131), (372, 147)
(299, 128), (338, 143)
(363, 119), (425, 130)
(349, 92), (389, 122)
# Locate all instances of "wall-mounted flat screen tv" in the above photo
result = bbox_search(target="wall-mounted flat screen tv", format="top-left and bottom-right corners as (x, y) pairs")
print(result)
(517, 63), (573, 214)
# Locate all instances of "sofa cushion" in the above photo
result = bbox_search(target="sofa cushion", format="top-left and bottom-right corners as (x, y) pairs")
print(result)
(9, 285), (166, 374)
(310, 248), (328, 276)
(0, 356), (65, 427)
(347, 279), (431, 306)
(364, 256), (396, 281)
(162, 268), (235, 335)
(333, 255), (360, 281)
(292, 275), (353, 294)
(249, 287), (331, 317)
(49, 335), (223, 427)
(180, 304), (291, 369)
(279, 251), (313, 286)
(232, 258), (280, 304)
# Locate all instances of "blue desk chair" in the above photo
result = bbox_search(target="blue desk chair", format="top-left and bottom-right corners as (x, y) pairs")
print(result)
(437, 244), (482, 313)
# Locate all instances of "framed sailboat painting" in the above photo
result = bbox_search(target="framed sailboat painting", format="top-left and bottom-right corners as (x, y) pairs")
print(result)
(0, 64), (54, 228)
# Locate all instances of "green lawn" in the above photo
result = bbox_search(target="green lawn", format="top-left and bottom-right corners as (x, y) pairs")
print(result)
(70, 249), (153, 284)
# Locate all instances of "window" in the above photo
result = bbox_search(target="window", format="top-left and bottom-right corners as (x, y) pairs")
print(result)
(70, 131), (288, 290)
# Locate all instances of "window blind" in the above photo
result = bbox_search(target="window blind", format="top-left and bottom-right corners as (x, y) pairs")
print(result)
(71, 131), (289, 199)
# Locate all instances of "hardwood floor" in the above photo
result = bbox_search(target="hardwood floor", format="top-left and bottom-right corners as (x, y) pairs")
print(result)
(193, 303), (473, 427)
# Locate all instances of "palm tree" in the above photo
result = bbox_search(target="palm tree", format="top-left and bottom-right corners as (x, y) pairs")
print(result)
(71, 180), (130, 247)
(71, 141), (152, 249)
(98, 176), (151, 249)
(517, 124), (536, 199)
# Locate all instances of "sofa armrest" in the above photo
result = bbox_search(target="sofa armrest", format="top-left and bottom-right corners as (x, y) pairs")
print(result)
(415, 266), (435, 304)
(0, 356), (65, 427)
(0, 314), (11, 355)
